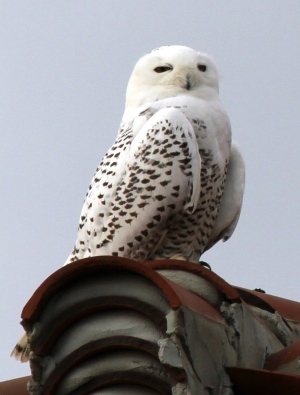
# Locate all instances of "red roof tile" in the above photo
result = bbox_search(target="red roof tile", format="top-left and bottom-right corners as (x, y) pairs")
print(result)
(0, 376), (30, 395)
(6, 257), (300, 394)
(236, 287), (300, 321)
(265, 342), (300, 371)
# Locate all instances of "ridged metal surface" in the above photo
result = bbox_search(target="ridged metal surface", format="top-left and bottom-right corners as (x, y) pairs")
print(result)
(5, 257), (300, 394)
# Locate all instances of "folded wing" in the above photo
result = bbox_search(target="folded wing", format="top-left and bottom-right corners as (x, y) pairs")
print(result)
(204, 141), (245, 252)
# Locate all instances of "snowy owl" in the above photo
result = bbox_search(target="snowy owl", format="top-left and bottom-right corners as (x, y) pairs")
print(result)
(65, 45), (245, 263)
(12, 45), (245, 361)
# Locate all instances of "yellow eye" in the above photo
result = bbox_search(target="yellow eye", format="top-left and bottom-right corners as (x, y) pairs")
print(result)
(197, 64), (207, 72)
(154, 66), (173, 73)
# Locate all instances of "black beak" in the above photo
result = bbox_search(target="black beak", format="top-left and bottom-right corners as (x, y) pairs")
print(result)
(186, 75), (191, 90)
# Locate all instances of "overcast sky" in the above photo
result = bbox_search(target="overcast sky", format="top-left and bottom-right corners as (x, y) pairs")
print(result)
(1, 1), (300, 381)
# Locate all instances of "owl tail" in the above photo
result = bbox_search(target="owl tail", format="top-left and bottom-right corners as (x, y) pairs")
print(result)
(11, 332), (30, 362)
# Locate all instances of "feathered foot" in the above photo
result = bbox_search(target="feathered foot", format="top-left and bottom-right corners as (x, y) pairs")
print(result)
(169, 254), (188, 261)
(11, 332), (30, 362)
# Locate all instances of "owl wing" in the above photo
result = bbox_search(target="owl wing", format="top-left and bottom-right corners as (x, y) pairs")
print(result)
(65, 106), (201, 263)
(204, 141), (245, 252)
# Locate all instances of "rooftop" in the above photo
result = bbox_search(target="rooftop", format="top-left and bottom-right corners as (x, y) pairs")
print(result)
(4, 256), (300, 394)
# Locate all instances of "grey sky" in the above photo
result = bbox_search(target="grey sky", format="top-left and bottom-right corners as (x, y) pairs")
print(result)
(1, 0), (300, 381)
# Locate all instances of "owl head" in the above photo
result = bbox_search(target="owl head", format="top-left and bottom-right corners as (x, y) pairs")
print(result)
(125, 45), (219, 109)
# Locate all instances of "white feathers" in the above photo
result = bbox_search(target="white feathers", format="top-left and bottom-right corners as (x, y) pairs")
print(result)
(125, 46), (219, 111)
(64, 45), (244, 264)
(205, 142), (245, 251)
(10, 332), (29, 362)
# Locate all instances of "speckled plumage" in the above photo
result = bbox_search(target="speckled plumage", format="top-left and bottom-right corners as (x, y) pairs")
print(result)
(65, 45), (245, 264)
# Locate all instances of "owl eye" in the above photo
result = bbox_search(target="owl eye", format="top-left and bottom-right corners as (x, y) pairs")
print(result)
(197, 64), (207, 72)
(154, 66), (173, 73)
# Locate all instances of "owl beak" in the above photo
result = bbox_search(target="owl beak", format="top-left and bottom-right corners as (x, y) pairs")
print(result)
(185, 75), (191, 90)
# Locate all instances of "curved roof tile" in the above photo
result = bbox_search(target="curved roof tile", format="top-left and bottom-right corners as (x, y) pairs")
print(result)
(5, 257), (300, 394)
